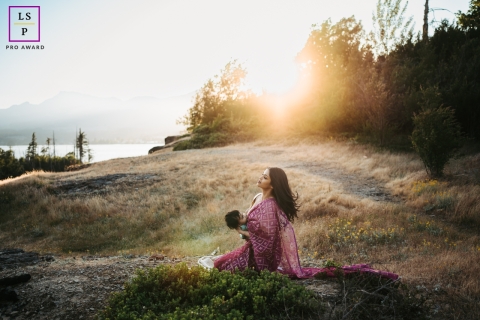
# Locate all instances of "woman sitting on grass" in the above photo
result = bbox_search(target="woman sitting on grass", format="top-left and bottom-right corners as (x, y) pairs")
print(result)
(214, 167), (398, 280)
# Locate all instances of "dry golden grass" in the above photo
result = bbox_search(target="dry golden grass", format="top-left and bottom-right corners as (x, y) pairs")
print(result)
(1, 140), (479, 318)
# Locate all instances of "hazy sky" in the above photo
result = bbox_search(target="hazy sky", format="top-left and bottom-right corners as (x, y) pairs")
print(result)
(0, 0), (470, 109)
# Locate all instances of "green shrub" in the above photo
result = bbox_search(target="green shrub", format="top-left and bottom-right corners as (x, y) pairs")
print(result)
(408, 215), (444, 236)
(174, 118), (234, 151)
(411, 106), (462, 177)
(0, 148), (24, 180)
(97, 263), (322, 320)
(172, 140), (192, 151)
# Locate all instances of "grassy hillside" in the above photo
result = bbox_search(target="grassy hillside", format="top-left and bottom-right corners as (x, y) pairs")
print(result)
(1, 140), (479, 317)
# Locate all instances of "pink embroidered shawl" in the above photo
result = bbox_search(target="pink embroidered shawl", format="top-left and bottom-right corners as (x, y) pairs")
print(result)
(214, 198), (398, 280)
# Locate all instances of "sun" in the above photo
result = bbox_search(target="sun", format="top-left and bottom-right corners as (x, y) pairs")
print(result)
(245, 59), (300, 96)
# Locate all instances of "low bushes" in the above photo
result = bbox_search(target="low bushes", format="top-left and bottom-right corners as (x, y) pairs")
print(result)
(174, 118), (234, 151)
(98, 263), (322, 319)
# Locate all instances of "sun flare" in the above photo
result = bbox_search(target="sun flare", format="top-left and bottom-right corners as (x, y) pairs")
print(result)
(246, 60), (300, 96)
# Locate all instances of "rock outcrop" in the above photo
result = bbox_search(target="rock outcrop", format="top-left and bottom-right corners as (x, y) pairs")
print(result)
(165, 135), (181, 145)
(0, 249), (54, 271)
(148, 134), (190, 154)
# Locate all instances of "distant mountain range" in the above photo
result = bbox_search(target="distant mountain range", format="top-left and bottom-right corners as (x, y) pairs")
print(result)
(0, 91), (194, 145)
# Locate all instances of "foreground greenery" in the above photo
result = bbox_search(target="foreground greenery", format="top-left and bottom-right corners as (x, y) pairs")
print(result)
(98, 264), (323, 320)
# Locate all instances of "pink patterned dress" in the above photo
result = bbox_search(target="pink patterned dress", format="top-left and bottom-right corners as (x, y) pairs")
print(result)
(214, 198), (398, 280)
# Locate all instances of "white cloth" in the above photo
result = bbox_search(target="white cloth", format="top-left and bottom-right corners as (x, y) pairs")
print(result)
(197, 256), (216, 269)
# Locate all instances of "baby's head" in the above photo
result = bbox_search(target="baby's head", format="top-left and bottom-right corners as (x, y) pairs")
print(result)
(225, 210), (247, 229)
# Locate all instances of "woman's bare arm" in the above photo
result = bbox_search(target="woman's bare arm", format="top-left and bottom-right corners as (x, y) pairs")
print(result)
(245, 193), (262, 215)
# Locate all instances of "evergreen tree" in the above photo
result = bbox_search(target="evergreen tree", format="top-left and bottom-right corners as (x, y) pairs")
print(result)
(76, 128), (89, 163)
(26, 132), (38, 169)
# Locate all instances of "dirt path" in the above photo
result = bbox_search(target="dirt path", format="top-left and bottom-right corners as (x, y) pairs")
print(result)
(205, 147), (401, 203)
(284, 162), (399, 203)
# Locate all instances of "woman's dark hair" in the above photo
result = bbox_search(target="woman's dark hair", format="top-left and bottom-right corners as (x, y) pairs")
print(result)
(268, 167), (300, 222)
(225, 210), (241, 229)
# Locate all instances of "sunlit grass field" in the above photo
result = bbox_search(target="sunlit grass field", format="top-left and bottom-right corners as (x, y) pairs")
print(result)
(1, 139), (479, 317)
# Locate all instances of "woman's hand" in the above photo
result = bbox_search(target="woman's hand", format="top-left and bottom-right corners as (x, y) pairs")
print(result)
(236, 227), (249, 239)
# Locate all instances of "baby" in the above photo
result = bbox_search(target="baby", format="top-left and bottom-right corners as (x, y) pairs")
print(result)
(225, 210), (248, 239)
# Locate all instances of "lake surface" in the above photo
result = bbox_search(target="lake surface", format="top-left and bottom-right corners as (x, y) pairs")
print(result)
(0, 144), (162, 163)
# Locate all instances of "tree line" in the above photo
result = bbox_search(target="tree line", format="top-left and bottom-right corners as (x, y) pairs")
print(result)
(0, 129), (92, 180)
(177, 0), (479, 176)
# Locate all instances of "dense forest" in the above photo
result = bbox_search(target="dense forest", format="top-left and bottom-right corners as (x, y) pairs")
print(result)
(177, 0), (480, 175)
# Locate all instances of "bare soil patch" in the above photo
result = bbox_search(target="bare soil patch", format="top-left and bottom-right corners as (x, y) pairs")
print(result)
(52, 173), (164, 197)
(0, 249), (194, 319)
